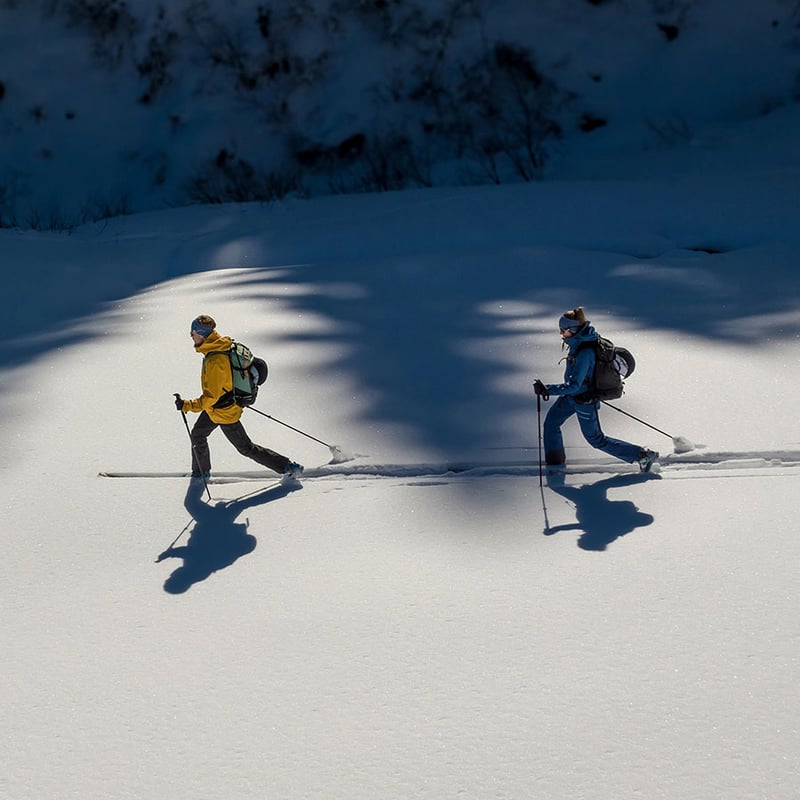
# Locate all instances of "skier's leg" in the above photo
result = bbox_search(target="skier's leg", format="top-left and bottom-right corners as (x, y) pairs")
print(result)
(190, 411), (217, 474)
(220, 421), (291, 475)
(543, 396), (575, 465)
(575, 402), (641, 463)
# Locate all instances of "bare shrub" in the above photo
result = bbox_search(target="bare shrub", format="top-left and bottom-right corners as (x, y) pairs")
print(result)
(185, 150), (301, 204)
(447, 43), (573, 182)
(0, 169), (25, 228)
(61, 0), (139, 66)
(652, 0), (694, 40)
(183, 1), (328, 126)
(355, 130), (433, 192)
(136, 8), (180, 104)
(81, 191), (133, 222)
(293, 127), (433, 195)
(25, 204), (75, 231)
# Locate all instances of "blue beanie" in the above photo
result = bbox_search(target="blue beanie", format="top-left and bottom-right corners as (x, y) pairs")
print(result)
(191, 318), (214, 338)
(558, 315), (582, 332)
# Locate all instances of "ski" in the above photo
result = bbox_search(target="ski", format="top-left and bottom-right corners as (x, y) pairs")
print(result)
(99, 470), (283, 485)
(99, 450), (800, 482)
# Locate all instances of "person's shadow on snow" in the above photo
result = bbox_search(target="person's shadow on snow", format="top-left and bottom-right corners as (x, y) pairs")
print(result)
(544, 471), (658, 551)
(156, 478), (301, 593)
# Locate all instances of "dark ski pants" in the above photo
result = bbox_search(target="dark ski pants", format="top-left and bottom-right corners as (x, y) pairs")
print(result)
(543, 395), (641, 465)
(190, 411), (290, 475)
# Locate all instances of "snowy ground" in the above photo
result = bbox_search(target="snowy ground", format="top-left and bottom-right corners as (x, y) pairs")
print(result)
(3, 107), (800, 798)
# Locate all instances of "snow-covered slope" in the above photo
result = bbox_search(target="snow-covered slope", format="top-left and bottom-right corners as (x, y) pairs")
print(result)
(3, 111), (800, 799)
(1, 0), (798, 225)
(1, 2), (799, 797)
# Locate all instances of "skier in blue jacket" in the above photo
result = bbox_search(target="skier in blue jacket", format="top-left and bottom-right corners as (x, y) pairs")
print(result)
(533, 306), (658, 471)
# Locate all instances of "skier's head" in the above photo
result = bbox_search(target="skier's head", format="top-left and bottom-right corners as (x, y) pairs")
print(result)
(559, 306), (586, 338)
(190, 314), (216, 341)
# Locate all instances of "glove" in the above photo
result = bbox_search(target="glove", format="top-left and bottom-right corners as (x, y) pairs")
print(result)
(533, 380), (549, 400)
(174, 393), (184, 411)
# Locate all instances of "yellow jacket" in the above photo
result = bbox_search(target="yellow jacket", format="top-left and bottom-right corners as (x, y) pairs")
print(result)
(182, 331), (243, 424)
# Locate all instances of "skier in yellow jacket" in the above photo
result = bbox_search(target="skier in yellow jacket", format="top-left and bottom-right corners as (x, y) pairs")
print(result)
(175, 314), (304, 480)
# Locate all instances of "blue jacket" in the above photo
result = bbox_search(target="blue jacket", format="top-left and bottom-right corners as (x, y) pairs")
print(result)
(545, 323), (599, 398)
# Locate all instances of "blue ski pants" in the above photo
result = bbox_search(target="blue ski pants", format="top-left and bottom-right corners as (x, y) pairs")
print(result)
(543, 395), (641, 465)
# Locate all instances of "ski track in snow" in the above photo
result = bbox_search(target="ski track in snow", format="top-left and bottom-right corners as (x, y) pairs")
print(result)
(99, 449), (800, 483)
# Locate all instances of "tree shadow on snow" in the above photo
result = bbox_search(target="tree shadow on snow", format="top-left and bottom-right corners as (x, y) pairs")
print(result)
(543, 471), (659, 551)
(156, 478), (301, 594)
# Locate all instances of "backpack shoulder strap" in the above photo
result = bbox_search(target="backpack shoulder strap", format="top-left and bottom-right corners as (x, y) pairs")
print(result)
(202, 350), (230, 363)
(203, 350), (235, 377)
(574, 340), (599, 358)
(593, 336), (616, 361)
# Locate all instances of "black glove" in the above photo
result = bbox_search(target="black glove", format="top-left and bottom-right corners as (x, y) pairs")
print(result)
(533, 380), (549, 400)
(174, 393), (184, 411)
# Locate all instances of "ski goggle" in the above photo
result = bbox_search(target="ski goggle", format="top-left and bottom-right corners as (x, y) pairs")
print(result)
(190, 319), (214, 338)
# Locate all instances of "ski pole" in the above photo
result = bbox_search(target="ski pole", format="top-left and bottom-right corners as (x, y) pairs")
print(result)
(600, 400), (672, 438)
(533, 380), (550, 484)
(156, 519), (193, 562)
(174, 394), (212, 501)
(537, 394), (543, 487)
(536, 393), (554, 531)
(600, 400), (694, 453)
(247, 406), (345, 460)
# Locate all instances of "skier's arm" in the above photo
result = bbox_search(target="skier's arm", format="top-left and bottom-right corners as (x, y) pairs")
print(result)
(185, 355), (230, 413)
(546, 349), (593, 397)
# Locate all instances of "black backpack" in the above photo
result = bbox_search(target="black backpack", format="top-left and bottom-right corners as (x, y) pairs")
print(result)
(208, 341), (268, 409)
(576, 336), (635, 402)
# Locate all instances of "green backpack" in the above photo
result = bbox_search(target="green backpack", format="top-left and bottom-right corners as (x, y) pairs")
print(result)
(208, 341), (268, 409)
